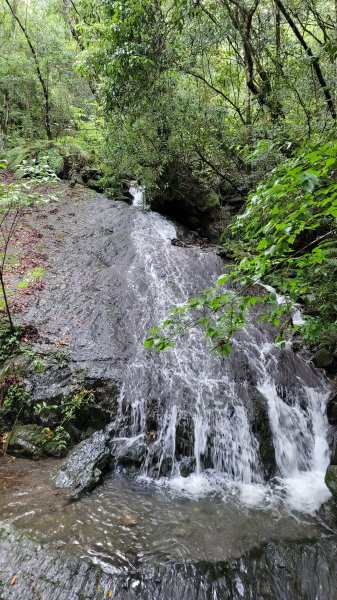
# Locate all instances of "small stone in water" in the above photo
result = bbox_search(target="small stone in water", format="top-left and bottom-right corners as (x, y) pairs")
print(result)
(121, 514), (140, 527)
(173, 527), (186, 537)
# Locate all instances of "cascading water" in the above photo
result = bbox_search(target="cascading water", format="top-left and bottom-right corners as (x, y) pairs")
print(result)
(111, 191), (331, 513)
(1, 191), (335, 599)
(129, 183), (146, 208)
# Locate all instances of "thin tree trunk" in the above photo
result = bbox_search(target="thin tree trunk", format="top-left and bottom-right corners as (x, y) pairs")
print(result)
(275, 5), (281, 77)
(274, 0), (336, 121)
(3, 92), (9, 134)
(4, 0), (52, 139)
(0, 271), (14, 332)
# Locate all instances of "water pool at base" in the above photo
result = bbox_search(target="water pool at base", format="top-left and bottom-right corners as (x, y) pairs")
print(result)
(0, 458), (332, 576)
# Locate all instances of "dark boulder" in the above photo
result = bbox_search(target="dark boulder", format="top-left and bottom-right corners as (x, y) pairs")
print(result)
(327, 389), (337, 425)
(313, 348), (335, 371)
(115, 436), (147, 468)
(175, 412), (195, 459)
(53, 429), (111, 500)
(151, 158), (220, 232)
(179, 456), (196, 477)
(251, 395), (277, 479)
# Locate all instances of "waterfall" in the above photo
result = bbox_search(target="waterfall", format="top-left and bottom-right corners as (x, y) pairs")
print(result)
(129, 184), (146, 208)
(110, 205), (330, 513)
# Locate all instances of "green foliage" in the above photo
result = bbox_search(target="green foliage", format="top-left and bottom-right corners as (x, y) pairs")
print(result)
(2, 382), (30, 413)
(3, 137), (94, 180)
(51, 349), (71, 369)
(145, 140), (337, 353)
(35, 388), (94, 424)
(61, 389), (94, 423)
(0, 323), (21, 364)
(1, 379), (32, 435)
(0, 0), (93, 144)
(32, 358), (45, 373)
(41, 425), (70, 452)
(34, 388), (94, 451)
(34, 400), (58, 416)
(77, 0), (337, 212)
(15, 158), (59, 182)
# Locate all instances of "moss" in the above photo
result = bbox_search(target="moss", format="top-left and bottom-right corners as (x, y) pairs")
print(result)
(325, 465), (337, 499)
(17, 267), (45, 290)
(201, 190), (220, 211)
(7, 424), (66, 459)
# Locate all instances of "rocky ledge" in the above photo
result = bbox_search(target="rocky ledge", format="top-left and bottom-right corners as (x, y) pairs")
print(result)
(1, 522), (337, 599)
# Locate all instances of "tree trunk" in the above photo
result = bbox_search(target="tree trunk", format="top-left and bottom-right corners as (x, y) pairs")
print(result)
(4, 0), (52, 139)
(275, 5), (281, 77)
(0, 271), (14, 333)
(274, 0), (336, 121)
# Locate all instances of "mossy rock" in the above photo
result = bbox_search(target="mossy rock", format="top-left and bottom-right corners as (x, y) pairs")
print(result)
(313, 348), (335, 370)
(0, 354), (32, 379)
(325, 465), (337, 499)
(8, 424), (65, 459)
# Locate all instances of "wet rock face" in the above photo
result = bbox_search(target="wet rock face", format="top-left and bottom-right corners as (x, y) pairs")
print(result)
(251, 394), (277, 479)
(53, 429), (111, 500)
(175, 412), (195, 459)
(179, 456), (196, 477)
(327, 389), (337, 425)
(114, 437), (147, 469)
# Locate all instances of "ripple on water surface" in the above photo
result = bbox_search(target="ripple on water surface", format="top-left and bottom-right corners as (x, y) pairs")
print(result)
(0, 459), (330, 574)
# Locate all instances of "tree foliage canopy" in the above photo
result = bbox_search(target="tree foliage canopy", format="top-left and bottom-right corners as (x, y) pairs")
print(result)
(1, 0), (337, 354)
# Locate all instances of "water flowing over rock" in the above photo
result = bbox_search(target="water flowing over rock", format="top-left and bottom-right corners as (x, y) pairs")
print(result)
(3, 191), (333, 599)
(22, 193), (331, 505)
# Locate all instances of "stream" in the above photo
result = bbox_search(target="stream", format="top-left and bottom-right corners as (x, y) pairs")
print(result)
(0, 189), (336, 599)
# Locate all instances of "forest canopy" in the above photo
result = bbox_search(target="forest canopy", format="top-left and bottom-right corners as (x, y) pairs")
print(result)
(1, 0), (337, 357)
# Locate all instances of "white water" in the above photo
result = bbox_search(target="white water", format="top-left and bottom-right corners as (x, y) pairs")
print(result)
(256, 344), (330, 513)
(114, 204), (331, 515)
(129, 184), (146, 208)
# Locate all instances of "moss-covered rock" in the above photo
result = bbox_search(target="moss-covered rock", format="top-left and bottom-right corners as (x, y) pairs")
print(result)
(0, 353), (32, 379)
(7, 424), (64, 459)
(325, 465), (337, 499)
(313, 348), (335, 370)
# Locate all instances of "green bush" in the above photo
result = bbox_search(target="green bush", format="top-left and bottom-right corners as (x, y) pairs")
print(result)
(145, 139), (337, 354)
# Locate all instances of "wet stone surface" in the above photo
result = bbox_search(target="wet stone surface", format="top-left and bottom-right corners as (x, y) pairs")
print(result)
(53, 429), (112, 499)
(1, 519), (337, 600)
